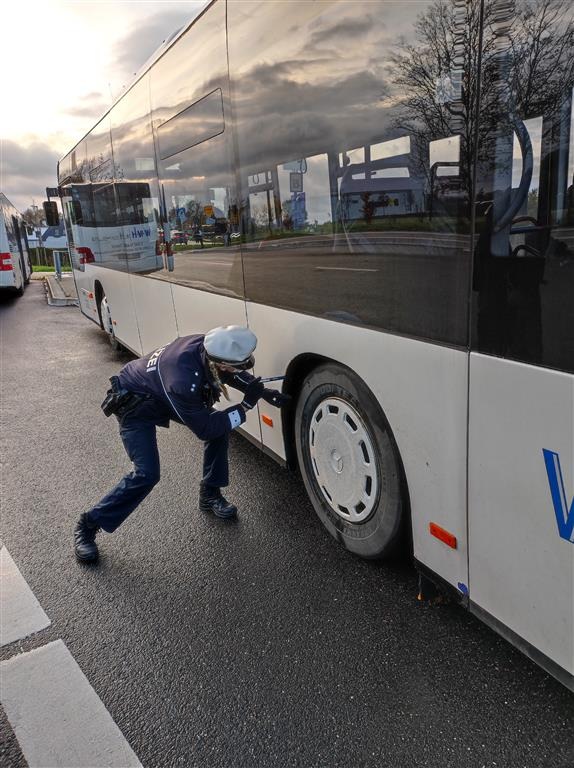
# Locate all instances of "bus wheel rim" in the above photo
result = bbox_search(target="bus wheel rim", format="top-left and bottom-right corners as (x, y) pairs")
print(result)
(308, 397), (379, 523)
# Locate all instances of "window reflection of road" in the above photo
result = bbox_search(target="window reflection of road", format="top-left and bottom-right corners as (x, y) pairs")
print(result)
(144, 224), (572, 349)
(147, 231), (472, 342)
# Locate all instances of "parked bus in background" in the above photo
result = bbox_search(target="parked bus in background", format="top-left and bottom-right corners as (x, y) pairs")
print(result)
(58, 0), (574, 689)
(0, 194), (32, 296)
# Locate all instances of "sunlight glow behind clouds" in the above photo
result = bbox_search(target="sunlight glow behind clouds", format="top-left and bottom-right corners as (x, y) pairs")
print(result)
(1, 0), (204, 211)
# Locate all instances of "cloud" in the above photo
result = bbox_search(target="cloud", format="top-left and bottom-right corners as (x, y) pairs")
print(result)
(110, 7), (199, 86)
(65, 92), (109, 119)
(1, 138), (60, 212)
(232, 66), (388, 173)
(308, 16), (376, 48)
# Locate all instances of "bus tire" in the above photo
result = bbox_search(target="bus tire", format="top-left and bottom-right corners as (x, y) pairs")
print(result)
(22, 256), (30, 285)
(295, 363), (405, 560)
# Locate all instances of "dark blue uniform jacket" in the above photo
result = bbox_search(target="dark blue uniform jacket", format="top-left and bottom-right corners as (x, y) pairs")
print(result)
(118, 335), (252, 441)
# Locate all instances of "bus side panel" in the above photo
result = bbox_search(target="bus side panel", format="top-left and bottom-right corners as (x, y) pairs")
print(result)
(88, 265), (144, 355)
(0, 201), (24, 291)
(247, 301), (470, 592)
(0, 217), (17, 291)
(129, 274), (178, 353)
(468, 354), (574, 676)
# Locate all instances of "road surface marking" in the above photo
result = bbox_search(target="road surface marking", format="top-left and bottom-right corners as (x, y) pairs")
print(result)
(314, 266), (379, 272)
(1, 640), (142, 768)
(0, 546), (51, 646)
(192, 260), (231, 266)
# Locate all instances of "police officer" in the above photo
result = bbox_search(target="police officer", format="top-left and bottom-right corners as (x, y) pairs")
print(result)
(73, 326), (289, 563)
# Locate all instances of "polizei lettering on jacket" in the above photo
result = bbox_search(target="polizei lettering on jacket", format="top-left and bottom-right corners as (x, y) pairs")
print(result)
(146, 346), (167, 373)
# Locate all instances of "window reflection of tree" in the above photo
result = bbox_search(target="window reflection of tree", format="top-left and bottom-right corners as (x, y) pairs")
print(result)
(392, 0), (573, 368)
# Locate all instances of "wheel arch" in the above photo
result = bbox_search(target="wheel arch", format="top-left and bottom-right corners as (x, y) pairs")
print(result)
(287, 356), (412, 558)
(94, 280), (105, 328)
(282, 352), (332, 470)
(282, 354), (411, 524)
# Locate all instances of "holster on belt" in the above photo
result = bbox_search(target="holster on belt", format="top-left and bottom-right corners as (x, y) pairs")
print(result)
(101, 376), (141, 417)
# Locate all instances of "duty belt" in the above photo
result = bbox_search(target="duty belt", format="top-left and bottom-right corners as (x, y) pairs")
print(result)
(101, 376), (142, 418)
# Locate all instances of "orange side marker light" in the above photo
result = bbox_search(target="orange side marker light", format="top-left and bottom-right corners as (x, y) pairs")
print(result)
(429, 522), (457, 549)
(261, 414), (273, 427)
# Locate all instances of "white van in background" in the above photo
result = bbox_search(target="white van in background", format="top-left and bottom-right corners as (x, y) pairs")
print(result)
(0, 193), (32, 295)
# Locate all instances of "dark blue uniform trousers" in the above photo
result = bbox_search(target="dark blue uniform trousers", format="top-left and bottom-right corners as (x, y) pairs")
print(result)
(87, 399), (229, 533)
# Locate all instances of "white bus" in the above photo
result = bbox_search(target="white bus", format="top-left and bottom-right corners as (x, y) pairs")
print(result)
(0, 193), (32, 295)
(58, 0), (574, 689)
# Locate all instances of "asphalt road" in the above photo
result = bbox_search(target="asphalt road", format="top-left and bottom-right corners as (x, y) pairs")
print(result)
(1, 283), (573, 768)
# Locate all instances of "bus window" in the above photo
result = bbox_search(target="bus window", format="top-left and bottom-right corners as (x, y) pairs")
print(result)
(472, 2), (574, 373)
(229, 0), (473, 346)
(156, 131), (243, 298)
(110, 76), (163, 276)
(157, 88), (224, 161)
(247, 154), (332, 238)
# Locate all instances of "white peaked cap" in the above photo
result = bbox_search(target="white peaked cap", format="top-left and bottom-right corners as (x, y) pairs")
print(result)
(204, 325), (257, 364)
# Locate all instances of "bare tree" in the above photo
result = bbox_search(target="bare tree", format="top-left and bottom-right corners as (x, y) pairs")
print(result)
(389, 0), (573, 211)
(22, 207), (45, 229)
(508, 0), (574, 118)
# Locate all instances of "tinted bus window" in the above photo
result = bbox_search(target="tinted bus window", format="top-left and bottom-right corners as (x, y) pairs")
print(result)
(157, 88), (224, 161)
(87, 118), (113, 183)
(110, 76), (163, 274)
(150, 0), (243, 298)
(472, 0), (574, 373)
(228, 0), (474, 346)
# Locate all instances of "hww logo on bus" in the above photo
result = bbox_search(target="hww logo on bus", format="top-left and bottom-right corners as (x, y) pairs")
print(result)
(542, 449), (574, 543)
(128, 226), (151, 239)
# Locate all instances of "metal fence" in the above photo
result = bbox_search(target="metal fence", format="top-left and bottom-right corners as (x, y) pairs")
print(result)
(29, 247), (72, 269)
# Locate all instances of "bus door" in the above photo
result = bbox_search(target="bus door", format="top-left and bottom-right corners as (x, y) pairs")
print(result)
(90, 181), (144, 353)
(468, 0), (574, 686)
(18, 221), (31, 282)
(114, 180), (173, 354)
(60, 186), (92, 318)
(10, 215), (26, 288)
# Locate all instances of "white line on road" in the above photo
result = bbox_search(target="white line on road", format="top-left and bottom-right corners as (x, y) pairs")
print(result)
(191, 260), (231, 266)
(0, 546), (51, 646)
(1, 640), (142, 768)
(314, 266), (379, 272)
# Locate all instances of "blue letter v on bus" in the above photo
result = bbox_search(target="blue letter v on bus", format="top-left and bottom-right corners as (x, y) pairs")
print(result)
(542, 449), (574, 543)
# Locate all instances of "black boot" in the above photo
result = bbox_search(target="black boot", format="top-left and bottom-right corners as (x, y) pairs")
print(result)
(199, 483), (237, 519)
(74, 513), (100, 562)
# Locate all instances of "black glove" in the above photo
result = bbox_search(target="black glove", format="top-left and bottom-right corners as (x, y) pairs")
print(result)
(261, 389), (291, 408)
(241, 377), (265, 410)
(229, 371), (253, 388)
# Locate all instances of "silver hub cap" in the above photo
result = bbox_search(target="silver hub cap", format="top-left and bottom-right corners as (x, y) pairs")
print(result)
(101, 296), (114, 337)
(309, 397), (378, 523)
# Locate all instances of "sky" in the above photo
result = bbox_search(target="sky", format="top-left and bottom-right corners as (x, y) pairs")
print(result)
(1, 0), (207, 214)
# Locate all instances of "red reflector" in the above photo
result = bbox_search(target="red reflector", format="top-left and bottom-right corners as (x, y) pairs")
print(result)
(0, 252), (13, 271)
(87, 292), (94, 299)
(261, 414), (273, 427)
(429, 522), (457, 549)
(77, 246), (95, 264)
